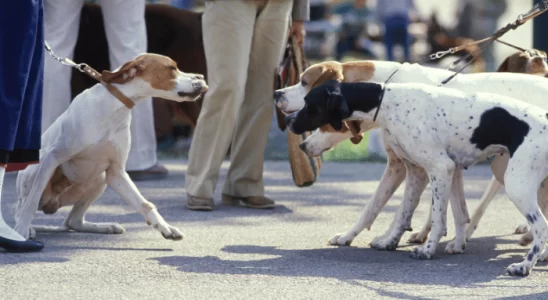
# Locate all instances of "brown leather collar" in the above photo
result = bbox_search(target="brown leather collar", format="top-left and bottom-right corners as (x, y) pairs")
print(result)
(81, 65), (135, 109)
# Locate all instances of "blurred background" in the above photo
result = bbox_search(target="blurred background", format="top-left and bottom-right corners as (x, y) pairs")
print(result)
(85, 0), (538, 162)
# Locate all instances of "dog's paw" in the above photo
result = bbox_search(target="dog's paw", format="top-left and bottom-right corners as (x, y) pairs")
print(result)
(105, 223), (125, 234)
(28, 228), (36, 240)
(506, 262), (532, 277)
(445, 239), (466, 254)
(410, 246), (433, 260)
(538, 250), (548, 262)
(66, 221), (125, 234)
(370, 236), (399, 251)
(519, 231), (533, 246)
(408, 231), (429, 244)
(156, 223), (184, 241)
(515, 224), (530, 235)
(328, 233), (354, 246)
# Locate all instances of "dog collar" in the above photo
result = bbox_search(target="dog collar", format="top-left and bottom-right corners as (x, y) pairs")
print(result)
(373, 67), (400, 122)
(81, 65), (136, 109)
(372, 85), (385, 122)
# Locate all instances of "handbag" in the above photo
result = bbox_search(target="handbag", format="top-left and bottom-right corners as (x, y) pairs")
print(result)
(274, 35), (322, 187)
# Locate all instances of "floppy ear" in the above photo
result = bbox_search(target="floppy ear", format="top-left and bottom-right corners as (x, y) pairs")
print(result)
(496, 56), (510, 72)
(326, 84), (350, 131)
(102, 59), (144, 84)
(310, 67), (344, 89)
(346, 121), (364, 144)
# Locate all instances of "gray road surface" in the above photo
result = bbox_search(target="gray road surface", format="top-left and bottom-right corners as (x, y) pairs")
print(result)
(1, 160), (547, 300)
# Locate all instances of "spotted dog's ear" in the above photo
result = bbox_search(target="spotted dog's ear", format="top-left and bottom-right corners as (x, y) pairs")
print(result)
(326, 82), (350, 131)
(102, 58), (145, 84)
(310, 67), (344, 90)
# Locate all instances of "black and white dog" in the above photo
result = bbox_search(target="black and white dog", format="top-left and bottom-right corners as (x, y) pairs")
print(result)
(285, 80), (548, 277)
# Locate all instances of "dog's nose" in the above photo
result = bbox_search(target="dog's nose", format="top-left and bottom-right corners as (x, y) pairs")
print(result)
(299, 142), (307, 152)
(273, 91), (283, 100)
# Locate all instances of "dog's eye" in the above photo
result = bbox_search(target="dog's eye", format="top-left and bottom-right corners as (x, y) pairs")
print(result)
(169, 66), (177, 71)
(301, 79), (307, 87)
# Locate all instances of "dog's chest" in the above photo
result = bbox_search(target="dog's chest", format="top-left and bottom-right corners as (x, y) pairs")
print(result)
(60, 137), (123, 183)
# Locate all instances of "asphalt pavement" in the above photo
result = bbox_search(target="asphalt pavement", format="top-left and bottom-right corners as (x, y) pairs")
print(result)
(1, 160), (547, 300)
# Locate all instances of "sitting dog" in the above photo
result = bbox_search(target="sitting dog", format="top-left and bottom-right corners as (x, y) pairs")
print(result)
(286, 79), (548, 276)
(13, 53), (208, 241)
(274, 53), (548, 255)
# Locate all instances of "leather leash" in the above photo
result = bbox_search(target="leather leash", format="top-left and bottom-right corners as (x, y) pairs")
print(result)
(435, 0), (548, 85)
(44, 41), (135, 109)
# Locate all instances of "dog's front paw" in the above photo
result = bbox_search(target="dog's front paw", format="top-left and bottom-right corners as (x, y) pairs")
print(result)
(519, 231), (533, 246)
(410, 245), (434, 260)
(370, 236), (399, 251)
(506, 262), (532, 277)
(328, 233), (354, 246)
(515, 224), (530, 234)
(155, 222), (184, 241)
(408, 231), (429, 244)
(445, 239), (466, 254)
(538, 249), (548, 262)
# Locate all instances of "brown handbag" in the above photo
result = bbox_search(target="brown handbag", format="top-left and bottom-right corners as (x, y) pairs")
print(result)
(274, 35), (322, 187)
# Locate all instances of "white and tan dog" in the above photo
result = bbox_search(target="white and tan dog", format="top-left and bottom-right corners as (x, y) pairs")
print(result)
(285, 79), (548, 276)
(14, 53), (208, 241)
(274, 55), (548, 255)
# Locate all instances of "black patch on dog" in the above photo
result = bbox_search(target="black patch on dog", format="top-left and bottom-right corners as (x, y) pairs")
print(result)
(526, 213), (538, 224)
(287, 80), (384, 135)
(469, 107), (530, 157)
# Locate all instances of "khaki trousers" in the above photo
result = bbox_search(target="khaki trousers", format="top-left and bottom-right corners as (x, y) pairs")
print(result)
(185, 0), (292, 199)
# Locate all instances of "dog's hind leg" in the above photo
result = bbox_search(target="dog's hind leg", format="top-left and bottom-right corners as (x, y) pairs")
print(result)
(504, 158), (548, 276)
(61, 173), (125, 234)
(370, 162), (428, 251)
(519, 179), (548, 247)
(329, 151), (406, 246)
(465, 176), (502, 241)
(408, 209), (431, 244)
(14, 154), (60, 239)
(105, 167), (183, 240)
(445, 168), (470, 254)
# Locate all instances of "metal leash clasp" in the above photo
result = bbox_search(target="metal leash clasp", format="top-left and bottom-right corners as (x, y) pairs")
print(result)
(44, 40), (87, 73)
(429, 48), (455, 60)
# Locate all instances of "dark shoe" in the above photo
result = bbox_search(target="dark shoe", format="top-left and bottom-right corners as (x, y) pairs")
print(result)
(127, 163), (168, 181)
(0, 236), (44, 253)
(222, 194), (275, 209)
(187, 194), (214, 211)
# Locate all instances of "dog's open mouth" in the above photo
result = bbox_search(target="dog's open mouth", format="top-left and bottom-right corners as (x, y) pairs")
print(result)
(178, 90), (206, 98)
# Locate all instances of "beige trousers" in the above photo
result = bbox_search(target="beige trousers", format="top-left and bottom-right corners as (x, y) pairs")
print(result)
(43, 0), (157, 171)
(185, 0), (292, 199)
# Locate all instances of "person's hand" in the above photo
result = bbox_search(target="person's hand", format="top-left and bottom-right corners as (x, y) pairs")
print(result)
(290, 20), (306, 46)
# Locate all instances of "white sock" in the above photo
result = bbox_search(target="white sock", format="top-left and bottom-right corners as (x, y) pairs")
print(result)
(0, 167), (26, 241)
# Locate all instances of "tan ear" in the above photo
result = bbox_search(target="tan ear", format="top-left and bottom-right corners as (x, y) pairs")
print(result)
(102, 59), (144, 84)
(496, 56), (510, 72)
(310, 67), (344, 89)
(346, 121), (364, 144)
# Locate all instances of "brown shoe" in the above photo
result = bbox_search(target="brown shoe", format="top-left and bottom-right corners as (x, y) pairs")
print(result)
(187, 194), (215, 211)
(222, 194), (275, 209)
(127, 163), (168, 181)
